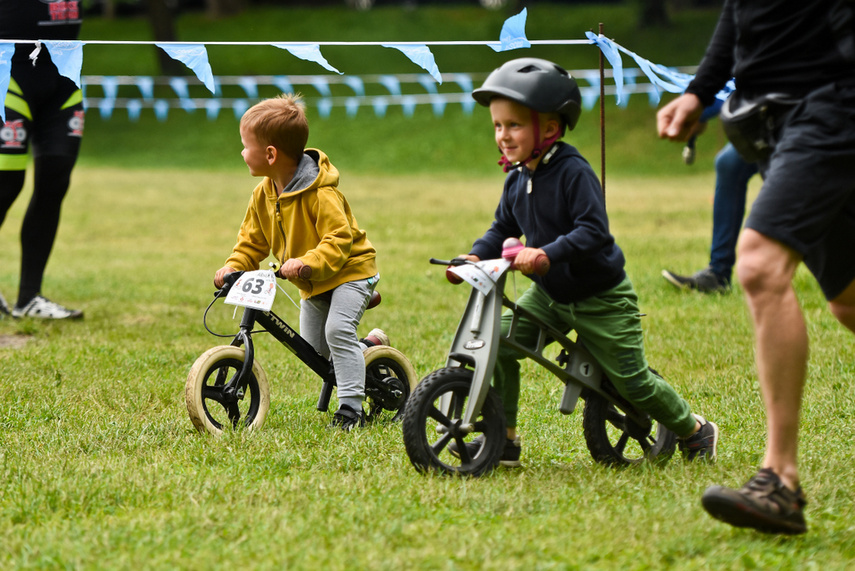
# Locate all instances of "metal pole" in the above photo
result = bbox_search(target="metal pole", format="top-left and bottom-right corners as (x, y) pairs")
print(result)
(598, 22), (606, 199)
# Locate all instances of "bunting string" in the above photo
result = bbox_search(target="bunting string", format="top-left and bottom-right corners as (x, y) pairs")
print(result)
(1, 8), (724, 123)
(79, 68), (693, 122)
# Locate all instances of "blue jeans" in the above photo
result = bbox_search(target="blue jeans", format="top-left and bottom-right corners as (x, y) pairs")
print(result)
(709, 143), (759, 281)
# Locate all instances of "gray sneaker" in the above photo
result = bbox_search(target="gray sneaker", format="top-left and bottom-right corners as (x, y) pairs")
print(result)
(678, 414), (719, 461)
(11, 295), (83, 320)
(662, 267), (730, 293)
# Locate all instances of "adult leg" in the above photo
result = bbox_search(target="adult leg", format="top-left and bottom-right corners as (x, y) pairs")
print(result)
(0, 170), (27, 226)
(0, 170), (26, 314)
(17, 155), (76, 305)
(828, 279), (855, 333)
(709, 144), (758, 281)
(736, 228), (805, 491)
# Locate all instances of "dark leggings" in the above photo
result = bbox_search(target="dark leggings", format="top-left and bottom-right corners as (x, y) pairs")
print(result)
(0, 154), (75, 307)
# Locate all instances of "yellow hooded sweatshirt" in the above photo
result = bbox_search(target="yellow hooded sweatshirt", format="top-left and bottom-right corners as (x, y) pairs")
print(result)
(224, 149), (377, 300)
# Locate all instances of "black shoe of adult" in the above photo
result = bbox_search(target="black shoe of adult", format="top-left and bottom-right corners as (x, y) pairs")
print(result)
(702, 468), (807, 535)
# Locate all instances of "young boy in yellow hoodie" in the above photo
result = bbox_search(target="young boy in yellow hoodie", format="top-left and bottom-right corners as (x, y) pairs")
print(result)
(215, 94), (385, 430)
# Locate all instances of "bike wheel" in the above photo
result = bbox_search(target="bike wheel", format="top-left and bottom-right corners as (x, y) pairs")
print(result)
(402, 367), (506, 476)
(185, 345), (270, 436)
(582, 389), (677, 466)
(363, 345), (418, 422)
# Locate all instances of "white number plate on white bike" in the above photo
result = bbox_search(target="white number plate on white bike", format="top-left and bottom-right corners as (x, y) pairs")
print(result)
(448, 259), (511, 295)
(225, 269), (277, 311)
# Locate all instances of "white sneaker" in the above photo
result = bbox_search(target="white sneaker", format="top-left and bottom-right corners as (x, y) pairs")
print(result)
(363, 328), (390, 347)
(12, 295), (83, 320)
(0, 291), (9, 316)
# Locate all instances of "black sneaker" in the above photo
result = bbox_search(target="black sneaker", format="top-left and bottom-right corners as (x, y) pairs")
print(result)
(329, 404), (366, 431)
(662, 267), (730, 294)
(448, 434), (522, 467)
(702, 468), (808, 534)
(678, 414), (719, 461)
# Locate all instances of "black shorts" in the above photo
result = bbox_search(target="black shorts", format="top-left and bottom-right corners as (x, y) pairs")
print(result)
(746, 80), (855, 300)
(1, 57), (84, 170)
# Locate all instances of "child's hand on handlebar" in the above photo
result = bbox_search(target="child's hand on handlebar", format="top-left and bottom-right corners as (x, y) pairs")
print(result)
(214, 266), (237, 289)
(280, 258), (309, 280)
(513, 247), (549, 275)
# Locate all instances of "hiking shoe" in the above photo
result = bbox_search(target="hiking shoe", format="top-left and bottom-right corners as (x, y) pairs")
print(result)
(661, 267), (730, 293)
(329, 404), (366, 431)
(0, 291), (9, 318)
(448, 434), (522, 467)
(12, 295), (83, 320)
(361, 328), (390, 348)
(678, 414), (719, 461)
(702, 468), (808, 534)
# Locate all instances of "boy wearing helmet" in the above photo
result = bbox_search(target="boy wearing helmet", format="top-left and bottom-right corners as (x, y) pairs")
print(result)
(454, 58), (719, 466)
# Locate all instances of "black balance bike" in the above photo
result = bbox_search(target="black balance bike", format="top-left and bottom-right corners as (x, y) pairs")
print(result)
(402, 250), (677, 476)
(186, 269), (418, 435)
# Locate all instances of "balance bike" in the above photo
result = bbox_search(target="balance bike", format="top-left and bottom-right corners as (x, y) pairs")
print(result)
(402, 250), (677, 476)
(186, 269), (418, 435)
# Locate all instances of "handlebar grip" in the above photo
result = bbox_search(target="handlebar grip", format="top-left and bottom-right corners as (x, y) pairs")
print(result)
(298, 265), (312, 280)
(446, 266), (464, 285)
(534, 254), (550, 276)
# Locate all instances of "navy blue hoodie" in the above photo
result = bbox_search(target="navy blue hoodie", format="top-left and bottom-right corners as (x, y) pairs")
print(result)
(470, 142), (626, 303)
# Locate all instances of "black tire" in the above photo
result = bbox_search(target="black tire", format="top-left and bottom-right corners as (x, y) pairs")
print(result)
(363, 345), (418, 422)
(582, 388), (677, 466)
(185, 346), (270, 435)
(402, 367), (506, 477)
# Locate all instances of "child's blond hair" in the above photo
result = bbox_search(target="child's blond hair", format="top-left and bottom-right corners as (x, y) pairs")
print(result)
(240, 93), (309, 162)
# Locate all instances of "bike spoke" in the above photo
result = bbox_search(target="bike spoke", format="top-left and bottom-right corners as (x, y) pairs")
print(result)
(605, 406), (626, 431)
(614, 432), (630, 456)
(427, 404), (452, 427)
(226, 401), (242, 427)
(455, 436), (475, 464)
(430, 431), (453, 455)
(202, 384), (227, 404)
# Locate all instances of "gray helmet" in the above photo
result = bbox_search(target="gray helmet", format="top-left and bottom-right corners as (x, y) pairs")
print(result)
(472, 58), (582, 131)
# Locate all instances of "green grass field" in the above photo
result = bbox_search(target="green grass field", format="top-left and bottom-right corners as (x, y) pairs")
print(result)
(2, 3), (854, 570)
(2, 166), (853, 569)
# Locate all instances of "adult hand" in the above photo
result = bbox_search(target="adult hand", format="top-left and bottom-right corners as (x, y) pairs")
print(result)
(657, 93), (704, 142)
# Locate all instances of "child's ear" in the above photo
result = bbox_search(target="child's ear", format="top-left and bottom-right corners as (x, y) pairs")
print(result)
(543, 118), (561, 139)
(266, 145), (277, 165)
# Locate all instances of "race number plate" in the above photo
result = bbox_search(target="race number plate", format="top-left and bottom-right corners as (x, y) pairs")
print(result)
(447, 259), (511, 295)
(224, 270), (277, 312)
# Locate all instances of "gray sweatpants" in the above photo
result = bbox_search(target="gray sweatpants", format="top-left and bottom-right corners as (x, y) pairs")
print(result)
(299, 275), (378, 406)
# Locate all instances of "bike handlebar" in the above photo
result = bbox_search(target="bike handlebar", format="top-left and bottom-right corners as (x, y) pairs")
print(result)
(431, 252), (550, 285)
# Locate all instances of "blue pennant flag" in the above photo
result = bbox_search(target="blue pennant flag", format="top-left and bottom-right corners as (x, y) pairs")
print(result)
(273, 44), (342, 75)
(0, 42), (13, 123)
(44, 40), (85, 88)
(585, 32), (624, 105)
(156, 43), (215, 93)
(489, 8), (530, 52)
(382, 44), (442, 84)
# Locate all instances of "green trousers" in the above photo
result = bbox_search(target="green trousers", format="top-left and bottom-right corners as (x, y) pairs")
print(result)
(493, 277), (697, 436)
